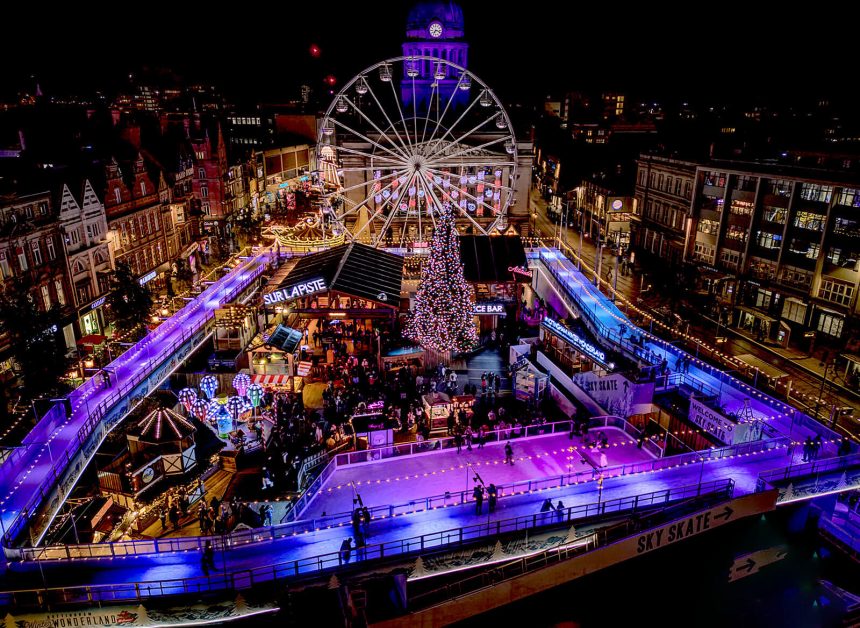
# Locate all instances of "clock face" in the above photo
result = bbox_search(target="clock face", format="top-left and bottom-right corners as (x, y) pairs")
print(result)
(429, 22), (443, 38)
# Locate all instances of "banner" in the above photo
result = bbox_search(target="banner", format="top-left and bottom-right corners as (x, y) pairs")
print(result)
(688, 398), (736, 444)
(573, 371), (653, 417)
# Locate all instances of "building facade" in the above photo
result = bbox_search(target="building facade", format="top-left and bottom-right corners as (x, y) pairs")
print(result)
(686, 161), (860, 349)
(56, 179), (113, 337)
(634, 155), (696, 268)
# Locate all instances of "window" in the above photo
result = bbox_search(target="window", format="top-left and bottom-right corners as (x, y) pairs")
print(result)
(799, 183), (833, 203)
(665, 176), (672, 192)
(0, 251), (10, 279)
(755, 289), (773, 309)
(55, 279), (65, 306)
(638, 169), (646, 186)
(762, 206), (787, 224)
(780, 267), (812, 287)
(38, 202), (48, 215)
(86, 224), (93, 240)
(684, 181), (692, 198)
(202, 202), (210, 215)
(726, 224), (748, 242)
(201, 186), (209, 198)
(140, 181), (147, 196)
(130, 219), (137, 241)
(693, 242), (715, 264)
(196, 152), (206, 161)
(836, 188), (860, 207)
(736, 175), (757, 192)
(834, 217), (860, 236)
(817, 312), (844, 337)
(794, 211), (825, 231)
(77, 284), (90, 306)
(674, 178), (682, 195)
(767, 179), (792, 197)
(818, 278), (854, 306)
(827, 247), (842, 265)
(782, 299), (807, 324)
(756, 231), (782, 249)
(149, 213), (156, 234)
(704, 171), (727, 187)
(658, 175), (664, 190)
(720, 249), (741, 268)
(198, 168), (206, 178)
(17, 247), (27, 271)
(114, 188), (122, 204)
(697, 219), (719, 235)
(91, 223), (100, 238)
(730, 200), (754, 216)
(40, 285), (51, 310)
(31, 241), (42, 266)
(25, 205), (33, 219)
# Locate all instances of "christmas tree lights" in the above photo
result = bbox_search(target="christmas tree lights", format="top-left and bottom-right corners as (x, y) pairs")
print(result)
(408, 205), (478, 353)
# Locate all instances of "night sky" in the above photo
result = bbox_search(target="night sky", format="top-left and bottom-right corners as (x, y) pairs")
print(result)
(0, 2), (853, 107)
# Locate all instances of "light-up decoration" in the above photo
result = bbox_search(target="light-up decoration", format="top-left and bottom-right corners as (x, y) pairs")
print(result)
(226, 396), (244, 420)
(191, 399), (210, 422)
(200, 375), (218, 400)
(233, 373), (251, 397)
(247, 383), (264, 408)
(178, 388), (197, 412)
(262, 214), (344, 253)
(214, 406), (233, 438)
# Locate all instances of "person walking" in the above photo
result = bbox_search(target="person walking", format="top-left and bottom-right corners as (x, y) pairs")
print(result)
(169, 503), (180, 531)
(201, 540), (217, 575)
(556, 500), (565, 522)
(487, 484), (498, 513)
(473, 484), (484, 515)
(813, 435), (822, 460)
(159, 507), (168, 531)
(505, 442), (514, 465)
(464, 426), (473, 452)
(454, 430), (463, 454)
(802, 437), (812, 462)
(340, 537), (353, 565)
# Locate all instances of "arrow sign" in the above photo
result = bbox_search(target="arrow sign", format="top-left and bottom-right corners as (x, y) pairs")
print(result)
(729, 545), (788, 582)
(714, 506), (734, 521)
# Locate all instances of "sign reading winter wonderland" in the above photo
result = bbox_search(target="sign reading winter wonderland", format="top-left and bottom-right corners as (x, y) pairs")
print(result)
(264, 277), (327, 305)
(473, 302), (506, 316)
(541, 318), (607, 365)
(508, 265), (533, 279)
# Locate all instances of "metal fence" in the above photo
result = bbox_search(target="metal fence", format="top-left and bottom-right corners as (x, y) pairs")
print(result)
(1, 479), (734, 609)
(2, 254), (270, 549)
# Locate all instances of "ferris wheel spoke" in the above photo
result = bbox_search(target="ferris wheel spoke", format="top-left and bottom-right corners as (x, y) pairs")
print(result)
(375, 171), (417, 245)
(426, 90), (482, 155)
(422, 175), (487, 235)
(411, 77), (419, 150)
(386, 78), (414, 153)
(335, 173), (406, 222)
(340, 95), (410, 161)
(420, 79), (439, 147)
(330, 117), (409, 165)
(429, 136), (510, 164)
(333, 144), (403, 166)
(424, 115), (503, 165)
(354, 83), (413, 159)
(416, 176), (438, 230)
(429, 160), (515, 169)
(425, 70), (465, 148)
(332, 167), (408, 198)
(424, 169), (498, 212)
(427, 166), (518, 195)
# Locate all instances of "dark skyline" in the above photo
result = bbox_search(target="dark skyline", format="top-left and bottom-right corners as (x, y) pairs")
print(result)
(0, 2), (854, 107)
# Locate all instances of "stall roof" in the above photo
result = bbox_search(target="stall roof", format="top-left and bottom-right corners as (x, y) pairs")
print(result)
(281, 242), (404, 305)
(458, 235), (527, 283)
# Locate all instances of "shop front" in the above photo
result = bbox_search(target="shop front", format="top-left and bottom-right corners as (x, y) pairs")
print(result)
(78, 294), (108, 337)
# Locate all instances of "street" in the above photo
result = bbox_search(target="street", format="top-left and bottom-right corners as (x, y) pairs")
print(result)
(528, 188), (860, 439)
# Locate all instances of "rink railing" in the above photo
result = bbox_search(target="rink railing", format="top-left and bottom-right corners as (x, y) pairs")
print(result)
(1, 479), (734, 609)
(0, 253), (270, 549)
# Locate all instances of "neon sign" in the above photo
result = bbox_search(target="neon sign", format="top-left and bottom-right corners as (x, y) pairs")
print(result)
(508, 265), (533, 278)
(473, 302), (506, 316)
(264, 277), (327, 305)
(139, 271), (157, 285)
(541, 318), (607, 364)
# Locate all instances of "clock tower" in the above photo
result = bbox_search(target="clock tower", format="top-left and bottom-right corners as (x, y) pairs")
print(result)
(402, 1), (468, 107)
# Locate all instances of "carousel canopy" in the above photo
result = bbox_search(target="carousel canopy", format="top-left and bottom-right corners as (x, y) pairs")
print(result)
(128, 407), (197, 444)
(279, 242), (404, 306)
(458, 235), (527, 283)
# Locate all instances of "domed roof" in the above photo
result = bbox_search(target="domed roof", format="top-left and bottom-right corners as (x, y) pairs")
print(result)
(406, 1), (464, 31)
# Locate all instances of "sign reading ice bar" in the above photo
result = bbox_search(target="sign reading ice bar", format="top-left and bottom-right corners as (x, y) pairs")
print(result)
(541, 318), (606, 364)
(473, 302), (506, 316)
(264, 277), (327, 305)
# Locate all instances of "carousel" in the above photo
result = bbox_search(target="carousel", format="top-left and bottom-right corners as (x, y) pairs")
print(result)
(262, 212), (345, 254)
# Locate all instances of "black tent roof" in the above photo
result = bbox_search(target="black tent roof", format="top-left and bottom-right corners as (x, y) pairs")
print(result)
(281, 242), (404, 305)
(458, 236), (527, 283)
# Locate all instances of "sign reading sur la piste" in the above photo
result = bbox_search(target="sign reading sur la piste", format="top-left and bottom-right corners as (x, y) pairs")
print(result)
(264, 277), (327, 305)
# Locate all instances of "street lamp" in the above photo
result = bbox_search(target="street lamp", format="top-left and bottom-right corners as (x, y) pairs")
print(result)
(813, 358), (837, 424)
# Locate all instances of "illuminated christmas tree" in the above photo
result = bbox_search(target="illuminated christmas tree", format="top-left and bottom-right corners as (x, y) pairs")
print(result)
(408, 206), (478, 353)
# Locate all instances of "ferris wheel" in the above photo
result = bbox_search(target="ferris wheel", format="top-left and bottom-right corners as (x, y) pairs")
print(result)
(318, 56), (517, 248)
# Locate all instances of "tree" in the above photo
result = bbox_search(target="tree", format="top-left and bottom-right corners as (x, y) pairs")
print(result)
(232, 207), (261, 248)
(0, 278), (69, 397)
(107, 261), (153, 338)
(407, 206), (478, 354)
